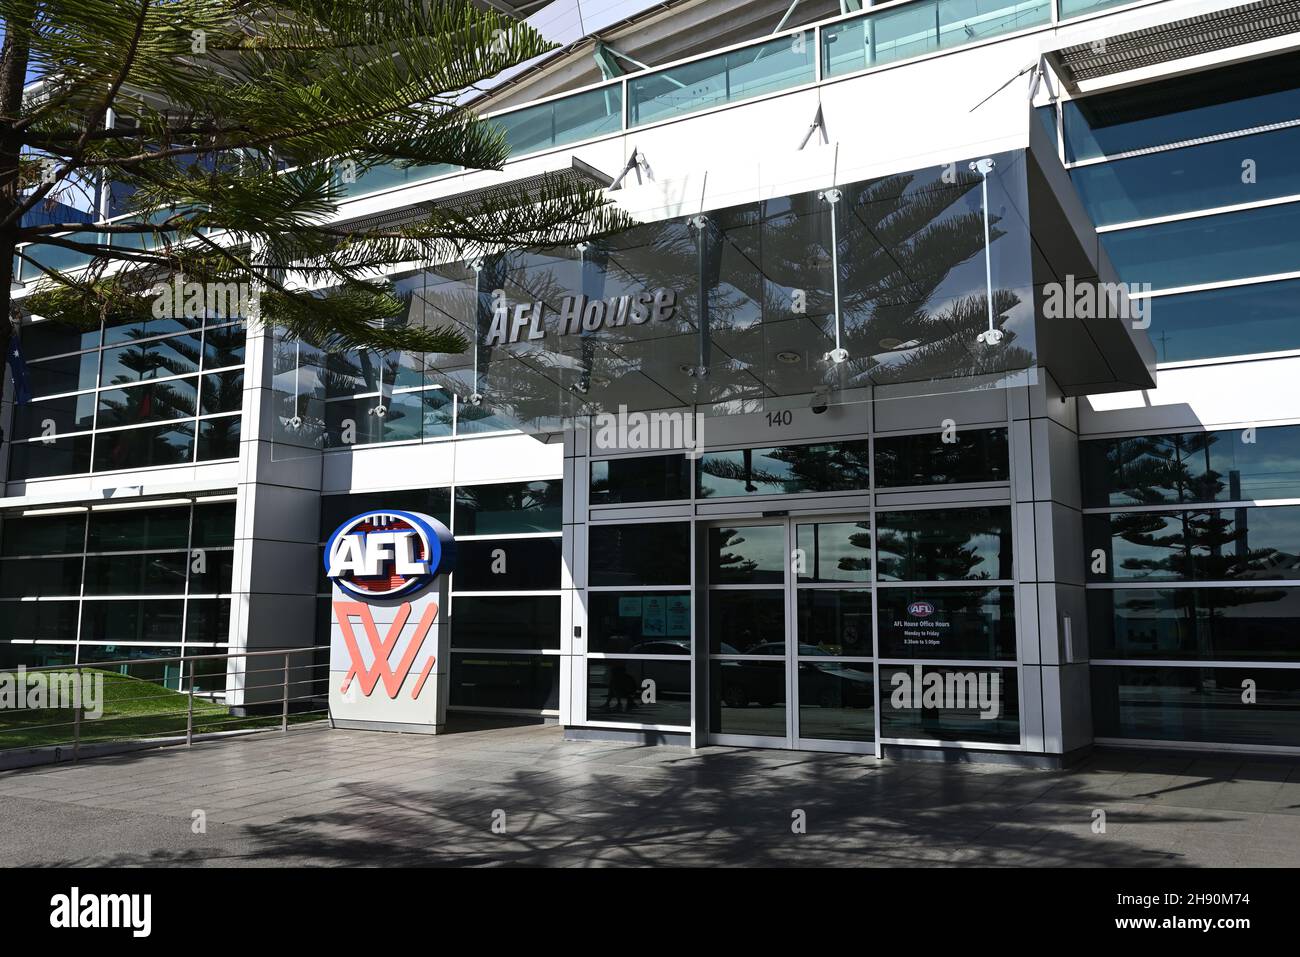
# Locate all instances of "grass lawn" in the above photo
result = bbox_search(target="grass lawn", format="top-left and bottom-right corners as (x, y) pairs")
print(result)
(0, 669), (320, 752)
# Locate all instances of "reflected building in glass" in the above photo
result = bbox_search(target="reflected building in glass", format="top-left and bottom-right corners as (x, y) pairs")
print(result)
(5, 0), (1300, 763)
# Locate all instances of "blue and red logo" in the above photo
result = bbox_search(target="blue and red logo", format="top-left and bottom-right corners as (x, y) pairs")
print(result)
(907, 601), (936, 618)
(324, 510), (455, 600)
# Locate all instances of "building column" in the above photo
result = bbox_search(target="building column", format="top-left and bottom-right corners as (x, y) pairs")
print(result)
(226, 322), (324, 707)
(1013, 370), (1092, 761)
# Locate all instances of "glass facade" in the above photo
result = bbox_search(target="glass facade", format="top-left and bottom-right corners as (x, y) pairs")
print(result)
(1084, 427), (1300, 748)
(1064, 52), (1300, 361)
(588, 422), (1017, 747)
(12, 0), (1298, 763)
(9, 315), (245, 479)
(587, 519), (692, 728)
(318, 479), (563, 714)
(0, 499), (236, 681)
(271, 151), (1035, 445)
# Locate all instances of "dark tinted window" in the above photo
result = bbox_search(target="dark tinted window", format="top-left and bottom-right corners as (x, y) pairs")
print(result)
(1071, 126), (1300, 227)
(877, 587), (1016, 660)
(11, 392), (94, 439)
(698, 441), (870, 497)
(589, 522), (690, 586)
(796, 520), (871, 582)
(879, 666), (1019, 743)
(708, 525), (784, 584)
(453, 538), (561, 591)
(1062, 52), (1300, 162)
(454, 480), (562, 534)
(8, 435), (93, 479)
(1139, 280), (1300, 363)
(587, 659), (690, 726)
(1081, 427), (1300, 507)
(875, 428), (1008, 487)
(876, 507), (1013, 582)
(191, 502), (236, 547)
(1085, 505), (1300, 582)
(1103, 202), (1300, 291)
(186, 598), (231, 642)
(92, 422), (195, 472)
(449, 652), (559, 710)
(22, 320), (99, 359)
(87, 506), (190, 551)
(0, 556), (83, 597)
(588, 591), (691, 653)
(709, 590), (785, 655)
(1092, 665), (1300, 746)
(796, 589), (873, 656)
(81, 598), (185, 642)
(0, 600), (79, 640)
(590, 454), (690, 505)
(1089, 587), (1300, 662)
(450, 596), (560, 650)
(1, 513), (87, 556)
(83, 553), (188, 594)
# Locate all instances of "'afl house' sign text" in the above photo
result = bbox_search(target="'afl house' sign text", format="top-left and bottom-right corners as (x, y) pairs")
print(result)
(484, 287), (678, 346)
(325, 511), (457, 733)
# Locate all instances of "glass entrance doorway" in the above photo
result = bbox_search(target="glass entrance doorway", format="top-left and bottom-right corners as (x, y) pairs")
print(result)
(705, 517), (877, 753)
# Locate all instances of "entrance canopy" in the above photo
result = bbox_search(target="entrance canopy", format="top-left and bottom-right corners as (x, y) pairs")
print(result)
(273, 127), (1154, 448)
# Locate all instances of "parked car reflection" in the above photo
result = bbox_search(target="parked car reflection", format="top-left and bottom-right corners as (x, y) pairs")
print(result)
(716, 643), (872, 709)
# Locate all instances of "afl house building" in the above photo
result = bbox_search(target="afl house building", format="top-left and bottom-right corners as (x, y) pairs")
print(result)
(4, 0), (1300, 765)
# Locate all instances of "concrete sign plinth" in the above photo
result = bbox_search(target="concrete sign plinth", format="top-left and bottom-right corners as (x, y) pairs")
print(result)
(324, 510), (456, 734)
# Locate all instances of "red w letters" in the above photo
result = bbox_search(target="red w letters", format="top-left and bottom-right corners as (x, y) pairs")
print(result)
(334, 600), (438, 699)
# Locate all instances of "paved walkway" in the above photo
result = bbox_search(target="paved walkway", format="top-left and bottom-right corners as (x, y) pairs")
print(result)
(1, 721), (1298, 867)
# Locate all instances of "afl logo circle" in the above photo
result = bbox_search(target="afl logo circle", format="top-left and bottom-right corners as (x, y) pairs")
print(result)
(907, 601), (935, 618)
(324, 510), (456, 601)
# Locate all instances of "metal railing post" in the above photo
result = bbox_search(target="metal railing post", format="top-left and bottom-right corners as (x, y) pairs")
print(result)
(72, 664), (82, 763)
(186, 657), (195, 747)
(281, 652), (290, 733)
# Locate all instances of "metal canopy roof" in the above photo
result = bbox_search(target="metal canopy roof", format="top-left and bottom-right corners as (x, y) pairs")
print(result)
(1048, 0), (1300, 92)
(334, 158), (613, 234)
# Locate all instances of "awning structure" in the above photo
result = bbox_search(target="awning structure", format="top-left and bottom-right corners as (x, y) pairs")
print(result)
(334, 157), (614, 233)
(272, 110), (1154, 448)
(1046, 0), (1300, 94)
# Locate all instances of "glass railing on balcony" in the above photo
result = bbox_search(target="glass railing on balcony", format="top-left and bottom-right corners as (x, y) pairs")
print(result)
(628, 32), (816, 127)
(821, 0), (1051, 78)
(338, 160), (461, 199)
(1060, 0), (1137, 18)
(338, 86), (623, 201)
(492, 84), (624, 155)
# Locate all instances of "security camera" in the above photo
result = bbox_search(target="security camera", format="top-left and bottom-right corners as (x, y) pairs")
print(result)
(810, 391), (830, 415)
(976, 329), (1005, 346)
(466, 392), (484, 406)
(287, 415), (303, 430)
(824, 347), (849, 364)
(370, 404), (387, 417)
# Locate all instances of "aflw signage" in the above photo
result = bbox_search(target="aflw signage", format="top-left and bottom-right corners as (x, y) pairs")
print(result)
(325, 511), (455, 727)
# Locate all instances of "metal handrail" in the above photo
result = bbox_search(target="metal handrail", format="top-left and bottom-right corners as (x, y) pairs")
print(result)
(0, 647), (331, 763)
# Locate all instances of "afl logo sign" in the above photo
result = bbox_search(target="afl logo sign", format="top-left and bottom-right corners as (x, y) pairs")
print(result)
(907, 601), (935, 618)
(324, 510), (455, 600)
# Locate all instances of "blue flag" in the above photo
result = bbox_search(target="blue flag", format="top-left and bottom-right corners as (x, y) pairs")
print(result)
(7, 334), (32, 404)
